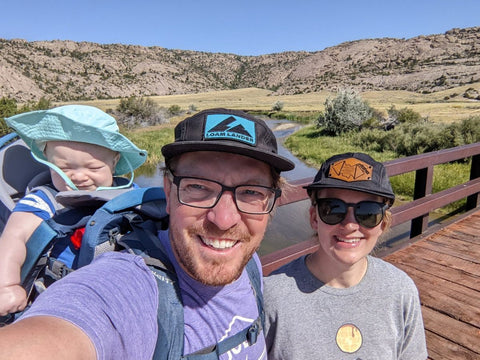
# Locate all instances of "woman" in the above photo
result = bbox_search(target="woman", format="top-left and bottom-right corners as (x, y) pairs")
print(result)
(264, 152), (427, 359)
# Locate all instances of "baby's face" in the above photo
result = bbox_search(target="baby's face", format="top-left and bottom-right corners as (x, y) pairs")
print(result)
(45, 141), (120, 191)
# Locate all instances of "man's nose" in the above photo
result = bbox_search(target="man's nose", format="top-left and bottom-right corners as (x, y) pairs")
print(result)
(206, 191), (241, 230)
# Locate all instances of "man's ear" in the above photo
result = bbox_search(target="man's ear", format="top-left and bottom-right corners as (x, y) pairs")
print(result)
(309, 205), (318, 231)
(163, 174), (172, 215)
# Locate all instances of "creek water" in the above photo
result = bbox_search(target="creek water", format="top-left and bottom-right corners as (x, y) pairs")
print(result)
(134, 119), (318, 256)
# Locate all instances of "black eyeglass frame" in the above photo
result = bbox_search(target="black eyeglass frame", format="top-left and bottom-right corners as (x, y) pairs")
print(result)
(170, 173), (282, 215)
(315, 198), (389, 228)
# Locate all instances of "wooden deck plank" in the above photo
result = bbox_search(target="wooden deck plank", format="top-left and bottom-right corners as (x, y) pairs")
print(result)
(392, 265), (480, 327)
(387, 247), (480, 289)
(383, 210), (480, 359)
(425, 330), (479, 360)
(414, 236), (480, 264)
(422, 306), (480, 355)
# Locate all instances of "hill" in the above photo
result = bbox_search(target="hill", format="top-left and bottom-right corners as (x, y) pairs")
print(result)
(0, 26), (479, 102)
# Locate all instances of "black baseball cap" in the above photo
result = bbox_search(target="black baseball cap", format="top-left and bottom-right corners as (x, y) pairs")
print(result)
(161, 108), (295, 172)
(304, 152), (395, 205)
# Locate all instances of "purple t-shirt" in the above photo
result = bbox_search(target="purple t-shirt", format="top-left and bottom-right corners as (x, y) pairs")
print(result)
(21, 231), (266, 360)
(158, 230), (266, 359)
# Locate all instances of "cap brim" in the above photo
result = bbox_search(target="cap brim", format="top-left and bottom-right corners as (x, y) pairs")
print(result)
(304, 183), (395, 205)
(162, 141), (294, 172)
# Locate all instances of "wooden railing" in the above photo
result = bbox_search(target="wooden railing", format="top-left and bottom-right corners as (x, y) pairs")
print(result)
(261, 142), (480, 275)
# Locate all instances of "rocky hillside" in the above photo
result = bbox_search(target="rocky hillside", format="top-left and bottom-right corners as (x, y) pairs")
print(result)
(0, 26), (479, 102)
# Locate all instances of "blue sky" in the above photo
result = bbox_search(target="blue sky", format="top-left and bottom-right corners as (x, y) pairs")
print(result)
(1, 0), (479, 56)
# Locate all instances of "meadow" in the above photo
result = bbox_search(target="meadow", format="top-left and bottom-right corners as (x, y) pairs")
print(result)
(68, 84), (480, 123)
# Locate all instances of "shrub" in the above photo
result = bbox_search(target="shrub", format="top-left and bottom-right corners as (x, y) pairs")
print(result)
(168, 105), (181, 115)
(350, 128), (396, 153)
(115, 96), (167, 128)
(317, 89), (373, 135)
(0, 97), (53, 137)
(388, 105), (422, 124)
(118, 96), (158, 119)
(0, 97), (18, 119)
(456, 116), (480, 143)
(390, 121), (460, 156)
(272, 101), (284, 112)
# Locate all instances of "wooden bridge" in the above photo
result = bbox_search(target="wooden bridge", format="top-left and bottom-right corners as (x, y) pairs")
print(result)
(261, 142), (480, 359)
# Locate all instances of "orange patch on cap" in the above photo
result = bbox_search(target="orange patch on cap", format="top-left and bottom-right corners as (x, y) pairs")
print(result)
(329, 158), (372, 182)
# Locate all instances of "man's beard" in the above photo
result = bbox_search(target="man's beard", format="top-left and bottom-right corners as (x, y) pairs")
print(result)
(171, 221), (258, 286)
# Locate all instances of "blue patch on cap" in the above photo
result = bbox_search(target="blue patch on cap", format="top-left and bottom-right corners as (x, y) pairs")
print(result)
(204, 114), (256, 145)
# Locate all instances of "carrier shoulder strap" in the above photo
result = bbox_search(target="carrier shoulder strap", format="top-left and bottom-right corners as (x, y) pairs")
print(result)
(117, 217), (264, 360)
(115, 219), (184, 360)
(77, 186), (167, 267)
(20, 185), (67, 286)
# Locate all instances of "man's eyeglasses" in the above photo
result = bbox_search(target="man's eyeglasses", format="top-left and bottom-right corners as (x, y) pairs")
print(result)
(315, 198), (388, 228)
(171, 174), (281, 215)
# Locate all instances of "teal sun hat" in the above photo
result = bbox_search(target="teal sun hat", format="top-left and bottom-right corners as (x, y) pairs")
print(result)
(6, 105), (147, 190)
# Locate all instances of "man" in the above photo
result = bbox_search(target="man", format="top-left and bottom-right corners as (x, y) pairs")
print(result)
(0, 108), (294, 360)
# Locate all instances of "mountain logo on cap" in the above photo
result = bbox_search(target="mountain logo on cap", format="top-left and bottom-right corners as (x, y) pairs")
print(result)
(204, 114), (256, 145)
(328, 158), (372, 182)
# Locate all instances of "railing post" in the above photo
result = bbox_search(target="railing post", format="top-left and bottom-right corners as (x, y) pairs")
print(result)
(466, 154), (480, 209)
(411, 166), (433, 237)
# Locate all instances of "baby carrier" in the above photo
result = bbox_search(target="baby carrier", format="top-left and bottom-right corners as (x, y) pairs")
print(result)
(0, 133), (135, 295)
(0, 134), (264, 359)
(0, 132), (51, 229)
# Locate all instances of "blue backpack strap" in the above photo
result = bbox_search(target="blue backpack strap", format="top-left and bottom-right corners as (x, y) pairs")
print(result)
(117, 221), (264, 360)
(20, 207), (94, 298)
(151, 263), (185, 360)
(21, 221), (57, 284)
(77, 187), (167, 267)
(246, 256), (264, 327)
(0, 132), (18, 146)
(101, 186), (166, 213)
(115, 219), (184, 360)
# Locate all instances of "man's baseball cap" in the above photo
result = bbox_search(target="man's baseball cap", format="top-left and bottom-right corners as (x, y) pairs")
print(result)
(161, 108), (295, 172)
(304, 152), (395, 205)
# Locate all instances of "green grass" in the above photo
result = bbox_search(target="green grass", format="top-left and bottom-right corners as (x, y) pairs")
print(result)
(284, 125), (398, 167)
(285, 125), (472, 213)
(123, 127), (174, 176)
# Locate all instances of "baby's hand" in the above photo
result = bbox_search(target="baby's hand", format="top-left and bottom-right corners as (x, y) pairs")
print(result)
(0, 285), (27, 316)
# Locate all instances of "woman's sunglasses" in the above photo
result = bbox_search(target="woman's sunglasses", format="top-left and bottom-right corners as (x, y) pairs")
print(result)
(315, 198), (388, 228)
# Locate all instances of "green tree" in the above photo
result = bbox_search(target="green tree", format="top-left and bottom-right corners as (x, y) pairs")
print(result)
(0, 97), (18, 119)
(0, 97), (18, 137)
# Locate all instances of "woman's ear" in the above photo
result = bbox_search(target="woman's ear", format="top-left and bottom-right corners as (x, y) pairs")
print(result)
(309, 205), (318, 231)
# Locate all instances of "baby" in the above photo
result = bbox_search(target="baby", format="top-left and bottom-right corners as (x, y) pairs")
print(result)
(0, 105), (147, 315)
